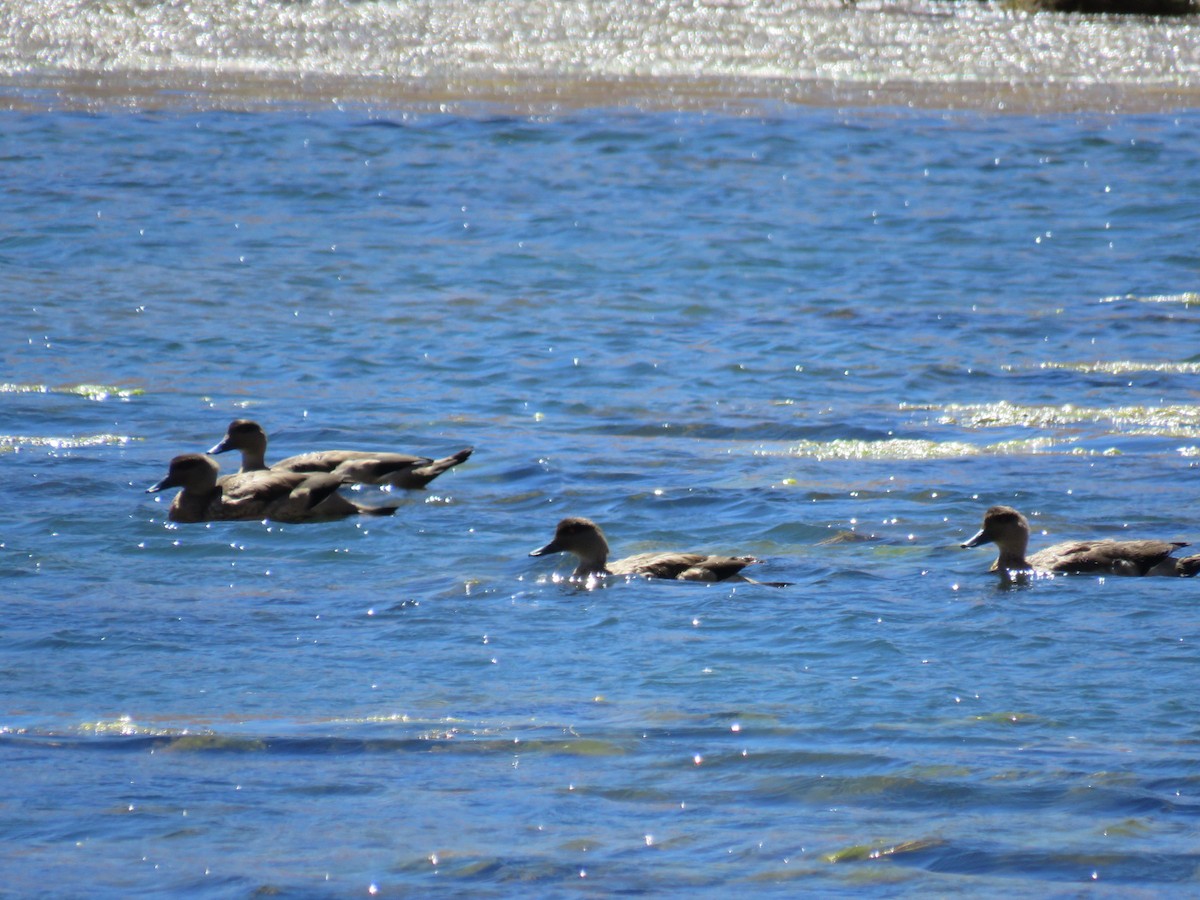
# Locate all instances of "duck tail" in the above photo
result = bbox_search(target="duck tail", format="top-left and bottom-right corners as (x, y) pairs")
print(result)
(359, 504), (399, 517)
(738, 575), (793, 588)
(401, 447), (474, 489)
(1176, 554), (1200, 577)
(732, 558), (792, 587)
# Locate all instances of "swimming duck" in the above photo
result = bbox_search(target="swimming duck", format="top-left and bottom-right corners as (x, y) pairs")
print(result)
(146, 453), (397, 523)
(208, 419), (472, 489)
(529, 516), (766, 582)
(961, 505), (1200, 577)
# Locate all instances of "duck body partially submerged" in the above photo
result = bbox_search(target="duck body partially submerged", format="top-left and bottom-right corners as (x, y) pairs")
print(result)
(962, 505), (1200, 578)
(208, 419), (472, 489)
(529, 516), (766, 583)
(147, 454), (396, 523)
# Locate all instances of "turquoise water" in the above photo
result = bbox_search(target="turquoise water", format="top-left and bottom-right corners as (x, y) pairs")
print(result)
(4, 105), (1200, 895)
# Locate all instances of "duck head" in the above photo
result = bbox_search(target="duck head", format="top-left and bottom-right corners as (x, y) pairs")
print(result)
(530, 517), (611, 576)
(208, 419), (269, 457)
(961, 505), (1032, 570)
(147, 453), (220, 494)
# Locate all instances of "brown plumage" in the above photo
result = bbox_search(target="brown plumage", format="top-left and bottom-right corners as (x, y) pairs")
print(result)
(208, 419), (472, 490)
(146, 453), (397, 523)
(529, 516), (767, 583)
(961, 505), (1200, 578)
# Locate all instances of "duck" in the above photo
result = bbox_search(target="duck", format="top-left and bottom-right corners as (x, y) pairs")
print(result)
(207, 419), (472, 489)
(529, 516), (772, 583)
(146, 453), (397, 523)
(961, 505), (1200, 577)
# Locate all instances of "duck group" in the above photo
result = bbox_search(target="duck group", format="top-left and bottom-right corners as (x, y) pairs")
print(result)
(147, 453), (395, 523)
(148, 420), (471, 524)
(147, 420), (1200, 583)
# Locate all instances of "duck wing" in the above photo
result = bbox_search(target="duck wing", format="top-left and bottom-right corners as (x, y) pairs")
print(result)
(216, 471), (346, 521)
(274, 450), (422, 477)
(394, 447), (473, 489)
(274, 448), (472, 489)
(1032, 539), (1188, 576)
(610, 552), (759, 581)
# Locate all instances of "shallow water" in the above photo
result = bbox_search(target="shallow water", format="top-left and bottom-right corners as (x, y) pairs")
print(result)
(4, 6), (1200, 894)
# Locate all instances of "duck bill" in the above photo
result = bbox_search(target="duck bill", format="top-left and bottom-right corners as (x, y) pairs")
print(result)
(529, 540), (562, 558)
(960, 528), (992, 549)
(207, 437), (232, 454)
(146, 476), (175, 494)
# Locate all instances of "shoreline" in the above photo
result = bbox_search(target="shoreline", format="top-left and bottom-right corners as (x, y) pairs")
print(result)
(3, 68), (1200, 116)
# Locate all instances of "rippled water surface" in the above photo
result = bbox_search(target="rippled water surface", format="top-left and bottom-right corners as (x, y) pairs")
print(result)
(3, 73), (1200, 897)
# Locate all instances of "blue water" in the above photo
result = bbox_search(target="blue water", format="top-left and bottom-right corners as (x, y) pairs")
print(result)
(3, 106), (1200, 896)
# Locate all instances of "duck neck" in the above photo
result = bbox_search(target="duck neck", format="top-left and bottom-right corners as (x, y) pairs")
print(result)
(172, 484), (220, 523)
(573, 562), (610, 579)
(994, 530), (1032, 573)
(239, 446), (269, 473)
(572, 552), (611, 579)
(994, 549), (1032, 573)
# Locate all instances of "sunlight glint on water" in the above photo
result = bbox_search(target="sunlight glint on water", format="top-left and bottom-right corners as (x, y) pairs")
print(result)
(2, 7), (1200, 894)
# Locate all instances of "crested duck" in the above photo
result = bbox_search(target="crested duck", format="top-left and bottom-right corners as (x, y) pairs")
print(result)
(208, 419), (472, 489)
(961, 505), (1200, 578)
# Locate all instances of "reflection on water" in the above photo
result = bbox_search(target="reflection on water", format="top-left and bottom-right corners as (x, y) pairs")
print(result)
(913, 400), (1200, 432)
(1, 0), (1198, 112)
